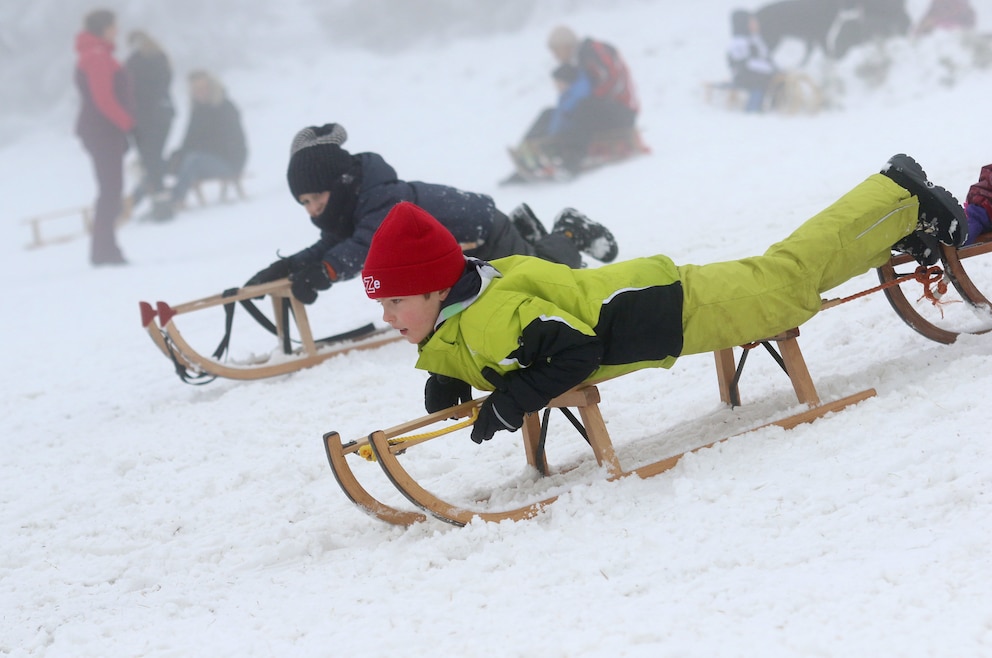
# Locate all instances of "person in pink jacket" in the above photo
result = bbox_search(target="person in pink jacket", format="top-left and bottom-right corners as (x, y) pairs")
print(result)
(74, 8), (134, 265)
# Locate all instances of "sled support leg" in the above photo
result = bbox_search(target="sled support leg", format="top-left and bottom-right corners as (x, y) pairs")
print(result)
(520, 386), (622, 478)
(714, 330), (820, 408)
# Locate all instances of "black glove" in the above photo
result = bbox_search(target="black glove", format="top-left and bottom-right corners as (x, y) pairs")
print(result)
(471, 392), (524, 444)
(289, 259), (333, 304)
(245, 258), (292, 287)
(425, 374), (472, 414)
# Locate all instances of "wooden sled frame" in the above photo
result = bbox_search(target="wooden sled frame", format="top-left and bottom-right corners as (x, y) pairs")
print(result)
(877, 232), (992, 344)
(192, 174), (247, 207)
(324, 330), (876, 526)
(139, 278), (402, 382)
(704, 71), (824, 115)
(22, 206), (94, 250)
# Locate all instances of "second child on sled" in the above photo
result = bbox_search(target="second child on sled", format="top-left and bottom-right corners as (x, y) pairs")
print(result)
(244, 123), (622, 304)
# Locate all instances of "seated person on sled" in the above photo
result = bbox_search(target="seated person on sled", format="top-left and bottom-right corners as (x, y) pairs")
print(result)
(244, 123), (621, 304)
(726, 9), (778, 113)
(963, 163), (992, 244)
(511, 26), (640, 177)
(359, 155), (967, 444)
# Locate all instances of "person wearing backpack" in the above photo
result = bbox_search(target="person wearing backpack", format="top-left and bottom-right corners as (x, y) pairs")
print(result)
(544, 26), (639, 172)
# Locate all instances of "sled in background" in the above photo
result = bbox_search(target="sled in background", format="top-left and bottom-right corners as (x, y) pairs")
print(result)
(139, 278), (402, 384)
(21, 205), (97, 250)
(704, 71), (824, 115)
(191, 174), (247, 207)
(500, 127), (650, 186)
(324, 328), (876, 526)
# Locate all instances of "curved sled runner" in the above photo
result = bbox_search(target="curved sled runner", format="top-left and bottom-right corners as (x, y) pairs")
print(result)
(876, 231), (992, 344)
(140, 278), (402, 383)
(324, 330), (876, 526)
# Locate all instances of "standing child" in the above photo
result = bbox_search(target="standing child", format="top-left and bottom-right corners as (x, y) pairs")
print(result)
(360, 155), (967, 443)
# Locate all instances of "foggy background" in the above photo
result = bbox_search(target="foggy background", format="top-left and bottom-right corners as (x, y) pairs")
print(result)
(0, 0), (651, 138)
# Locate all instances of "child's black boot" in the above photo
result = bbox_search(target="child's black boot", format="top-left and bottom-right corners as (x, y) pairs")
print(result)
(551, 208), (619, 263)
(882, 153), (968, 248)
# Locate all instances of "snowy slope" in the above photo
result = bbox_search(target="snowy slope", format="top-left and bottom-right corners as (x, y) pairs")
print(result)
(3, 1), (992, 656)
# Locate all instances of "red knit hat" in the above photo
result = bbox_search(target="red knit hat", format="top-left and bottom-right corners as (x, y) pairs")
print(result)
(362, 202), (466, 299)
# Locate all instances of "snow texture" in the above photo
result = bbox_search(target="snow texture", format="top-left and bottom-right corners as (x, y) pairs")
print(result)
(3, 1), (992, 656)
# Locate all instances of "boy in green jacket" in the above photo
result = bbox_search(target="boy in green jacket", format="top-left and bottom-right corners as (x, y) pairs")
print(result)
(360, 155), (966, 444)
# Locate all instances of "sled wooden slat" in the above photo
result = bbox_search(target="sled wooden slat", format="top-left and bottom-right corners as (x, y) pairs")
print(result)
(21, 206), (93, 250)
(158, 316), (400, 380)
(288, 294), (318, 357)
(628, 389), (876, 480)
(327, 331), (878, 526)
(712, 330), (818, 407)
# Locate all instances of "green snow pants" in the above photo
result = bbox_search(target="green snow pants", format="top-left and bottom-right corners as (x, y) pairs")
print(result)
(678, 173), (918, 355)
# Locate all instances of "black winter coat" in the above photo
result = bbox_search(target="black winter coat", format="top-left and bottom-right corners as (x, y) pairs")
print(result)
(176, 98), (247, 173)
(292, 152), (496, 281)
(125, 50), (174, 135)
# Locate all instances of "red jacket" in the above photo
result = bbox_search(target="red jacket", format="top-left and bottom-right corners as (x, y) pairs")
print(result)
(966, 164), (992, 218)
(74, 31), (133, 142)
(576, 38), (639, 114)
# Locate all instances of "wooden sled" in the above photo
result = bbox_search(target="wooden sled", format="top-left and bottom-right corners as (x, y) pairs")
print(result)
(875, 232), (992, 344)
(500, 127), (650, 186)
(192, 174), (247, 207)
(704, 71), (824, 115)
(324, 329), (876, 526)
(139, 278), (402, 383)
(22, 205), (94, 249)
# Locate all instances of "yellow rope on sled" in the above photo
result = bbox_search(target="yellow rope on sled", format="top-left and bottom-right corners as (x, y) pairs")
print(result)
(358, 407), (480, 462)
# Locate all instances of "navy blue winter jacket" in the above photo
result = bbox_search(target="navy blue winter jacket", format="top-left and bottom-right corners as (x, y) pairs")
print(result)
(292, 152), (496, 281)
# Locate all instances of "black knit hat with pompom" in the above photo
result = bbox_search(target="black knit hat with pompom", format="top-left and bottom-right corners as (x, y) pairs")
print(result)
(286, 123), (352, 200)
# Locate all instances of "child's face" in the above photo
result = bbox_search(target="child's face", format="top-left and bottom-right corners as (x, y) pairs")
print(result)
(298, 191), (330, 218)
(378, 290), (449, 343)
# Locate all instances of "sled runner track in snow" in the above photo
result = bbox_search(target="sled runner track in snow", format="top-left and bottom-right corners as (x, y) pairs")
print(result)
(324, 331), (876, 526)
(139, 278), (402, 383)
